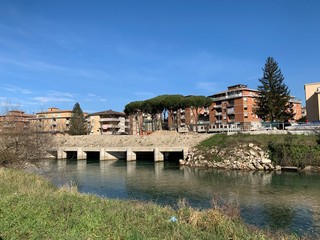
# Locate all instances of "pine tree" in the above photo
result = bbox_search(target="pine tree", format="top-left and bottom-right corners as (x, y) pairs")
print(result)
(69, 103), (87, 135)
(255, 57), (294, 122)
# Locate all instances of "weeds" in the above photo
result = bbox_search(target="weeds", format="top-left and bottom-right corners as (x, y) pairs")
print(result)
(0, 168), (299, 239)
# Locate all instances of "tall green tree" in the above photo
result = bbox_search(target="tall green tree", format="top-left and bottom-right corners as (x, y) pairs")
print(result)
(69, 103), (87, 135)
(255, 57), (294, 122)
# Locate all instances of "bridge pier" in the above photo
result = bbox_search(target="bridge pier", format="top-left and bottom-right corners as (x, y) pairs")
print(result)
(77, 147), (87, 160)
(126, 148), (136, 161)
(57, 150), (67, 159)
(154, 148), (164, 162)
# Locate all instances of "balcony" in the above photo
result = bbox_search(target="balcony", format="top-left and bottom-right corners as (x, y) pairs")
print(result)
(227, 108), (235, 115)
(101, 124), (121, 129)
(226, 102), (234, 108)
(212, 93), (243, 101)
(100, 118), (121, 122)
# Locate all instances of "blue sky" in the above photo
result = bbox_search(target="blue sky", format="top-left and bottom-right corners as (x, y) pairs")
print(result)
(1, 0), (319, 113)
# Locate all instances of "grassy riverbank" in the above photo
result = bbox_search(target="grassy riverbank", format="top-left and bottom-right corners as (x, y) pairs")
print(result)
(198, 133), (320, 168)
(0, 168), (297, 240)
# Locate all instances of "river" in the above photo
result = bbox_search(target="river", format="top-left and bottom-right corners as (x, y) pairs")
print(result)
(38, 159), (320, 238)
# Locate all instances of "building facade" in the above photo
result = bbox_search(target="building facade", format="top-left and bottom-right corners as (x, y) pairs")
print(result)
(208, 84), (261, 130)
(88, 110), (129, 135)
(289, 97), (302, 122)
(0, 110), (34, 132)
(304, 82), (320, 122)
(33, 107), (88, 134)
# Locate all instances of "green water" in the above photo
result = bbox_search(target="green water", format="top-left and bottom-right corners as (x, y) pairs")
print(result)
(39, 159), (320, 238)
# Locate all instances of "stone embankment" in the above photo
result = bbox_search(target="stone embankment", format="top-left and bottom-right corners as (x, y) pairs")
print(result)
(180, 143), (282, 171)
(54, 131), (211, 148)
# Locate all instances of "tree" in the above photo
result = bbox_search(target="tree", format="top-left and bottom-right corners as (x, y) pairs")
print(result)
(0, 108), (53, 168)
(69, 103), (87, 135)
(255, 57), (294, 122)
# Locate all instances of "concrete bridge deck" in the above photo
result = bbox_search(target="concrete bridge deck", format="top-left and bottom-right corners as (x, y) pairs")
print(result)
(48, 146), (189, 162)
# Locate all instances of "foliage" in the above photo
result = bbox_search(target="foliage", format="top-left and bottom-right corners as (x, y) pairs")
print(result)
(68, 103), (87, 135)
(255, 57), (294, 122)
(0, 168), (297, 240)
(198, 133), (320, 168)
(269, 143), (320, 168)
(124, 94), (212, 130)
(296, 116), (307, 123)
(0, 110), (53, 168)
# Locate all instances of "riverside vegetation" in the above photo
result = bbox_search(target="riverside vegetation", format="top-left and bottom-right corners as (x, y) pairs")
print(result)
(182, 133), (320, 171)
(0, 132), (316, 239)
(0, 168), (299, 240)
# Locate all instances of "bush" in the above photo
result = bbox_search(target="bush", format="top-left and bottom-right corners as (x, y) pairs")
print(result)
(268, 143), (320, 168)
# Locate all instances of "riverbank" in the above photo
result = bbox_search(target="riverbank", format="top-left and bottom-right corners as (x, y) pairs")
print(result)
(0, 167), (297, 239)
(182, 133), (320, 172)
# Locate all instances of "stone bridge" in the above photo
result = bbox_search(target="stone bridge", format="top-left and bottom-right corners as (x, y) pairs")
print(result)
(48, 146), (188, 162)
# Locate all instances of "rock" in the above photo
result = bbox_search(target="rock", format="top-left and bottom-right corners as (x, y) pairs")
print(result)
(179, 159), (186, 165)
(260, 158), (272, 164)
(268, 163), (275, 170)
(248, 143), (254, 148)
(249, 149), (257, 156)
(248, 163), (256, 170)
(275, 165), (282, 171)
(303, 166), (312, 171)
(253, 161), (264, 170)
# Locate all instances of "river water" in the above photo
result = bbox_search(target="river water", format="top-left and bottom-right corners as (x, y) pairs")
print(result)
(39, 159), (320, 238)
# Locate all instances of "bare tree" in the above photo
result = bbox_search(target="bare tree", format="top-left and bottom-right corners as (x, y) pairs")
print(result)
(0, 107), (54, 168)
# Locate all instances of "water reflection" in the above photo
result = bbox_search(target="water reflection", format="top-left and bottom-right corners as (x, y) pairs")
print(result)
(39, 159), (320, 238)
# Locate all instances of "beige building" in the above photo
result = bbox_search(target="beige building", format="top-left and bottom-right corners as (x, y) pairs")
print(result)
(304, 82), (320, 122)
(88, 110), (129, 135)
(33, 107), (88, 134)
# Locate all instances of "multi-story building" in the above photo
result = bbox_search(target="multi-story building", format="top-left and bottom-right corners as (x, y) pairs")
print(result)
(168, 107), (210, 132)
(208, 84), (261, 130)
(88, 110), (129, 135)
(0, 110), (34, 132)
(304, 82), (320, 122)
(33, 107), (88, 134)
(289, 97), (302, 122)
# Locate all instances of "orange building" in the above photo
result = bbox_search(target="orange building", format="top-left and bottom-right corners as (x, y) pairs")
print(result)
(289, 97), (302, 122)
(0, 110), (35, 132)
(208, 84), (261, 130)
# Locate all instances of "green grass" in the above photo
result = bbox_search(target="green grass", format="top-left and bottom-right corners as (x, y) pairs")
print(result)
(197, 133), (320, 167)
(199, 133), (317, 151)
(0, 168), (297, 240)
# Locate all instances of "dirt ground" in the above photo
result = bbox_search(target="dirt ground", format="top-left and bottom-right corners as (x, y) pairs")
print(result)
(54, 131), (211, 148)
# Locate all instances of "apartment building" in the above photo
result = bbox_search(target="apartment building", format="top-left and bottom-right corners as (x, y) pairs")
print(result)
(88, 110), (129, 135)
(33, 107), (88, 134)
(168, 107), (210, 132)
(289, 97), (302, 122)
(128, 112), (157, 135)
(0, 110), (34, 132)
(304, 82), (320, 122)
(208, 84), (261, 130)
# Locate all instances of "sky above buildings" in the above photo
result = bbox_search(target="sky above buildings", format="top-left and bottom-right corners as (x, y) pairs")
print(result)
(1, 0), (319, 113)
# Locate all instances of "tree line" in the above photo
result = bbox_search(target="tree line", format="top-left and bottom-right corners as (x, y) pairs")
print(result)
(124, 95), (213, 131)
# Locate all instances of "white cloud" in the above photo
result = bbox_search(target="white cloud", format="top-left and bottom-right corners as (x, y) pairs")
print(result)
(47, 90), (75, 98)
(3, 84), (33, 94)
(32, 96), (74, 103)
